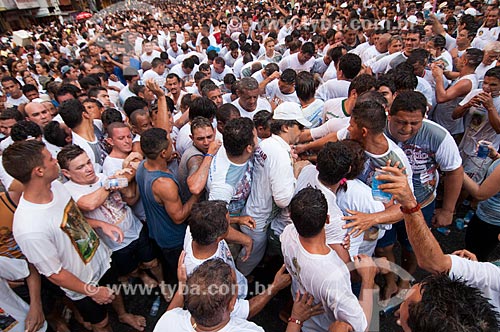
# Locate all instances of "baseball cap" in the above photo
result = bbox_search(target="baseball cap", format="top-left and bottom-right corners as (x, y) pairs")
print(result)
(60, 65), (71, 76)
(464, 8), (477, 16)
(273, 102), (312, 128)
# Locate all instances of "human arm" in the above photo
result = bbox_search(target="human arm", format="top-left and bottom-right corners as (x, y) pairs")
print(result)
(342, 205), (404, 237)
(452, 94), (478, 119)
(225, 226), (253, 262)
(75, 187), (110, 212)
(146, 79), (171, 134)
(353, 254), (377, 331)
(25, 263), (45, 332)
(463, 160), (500, 201)
(258, 71), (280, 95)
(48, 269), (115, 304)
(229, 215), (256, 229)
(377, 166), (452, 274)
(295, 131), (338, 154)
(247, 265), (291, 318)
(186, 140), (222, 195)
(153, 177), (199, 224)
(432, 166), (463, 227)
(432, 65), (472, 103)
(167, 251), (187, 311)
(479, 92), (500, 133)
(86, 218), (124, 243)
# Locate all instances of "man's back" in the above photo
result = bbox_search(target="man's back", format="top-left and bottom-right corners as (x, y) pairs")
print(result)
(136, 160), (186, 249)
(281, 224), (367, 332)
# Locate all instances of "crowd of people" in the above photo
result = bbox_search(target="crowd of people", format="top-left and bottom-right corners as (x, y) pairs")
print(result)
(0, 0), (499, 331)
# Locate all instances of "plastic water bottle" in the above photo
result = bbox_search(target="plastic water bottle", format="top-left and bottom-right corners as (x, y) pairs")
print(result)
(464, 210), (475, 224)
(455, 218), (464, 230)
(371, 170), (392, 203)
(150, 295), (161, 316)
(102, 177), (128, 190)
(436, 227), (450, 236)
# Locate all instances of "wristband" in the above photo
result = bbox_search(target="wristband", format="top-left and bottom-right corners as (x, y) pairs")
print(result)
(400, 203), (421, 214)
(204, 153), (215, 158)
(288, 317), (303, 326)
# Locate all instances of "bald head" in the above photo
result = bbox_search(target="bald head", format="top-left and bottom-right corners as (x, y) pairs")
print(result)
(24, 102), (52, 128)
(376, 34), (391, 54)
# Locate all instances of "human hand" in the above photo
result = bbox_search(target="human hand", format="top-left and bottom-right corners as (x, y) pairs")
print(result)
(25, 303), (45, 332)
(293, 160), (311, 178)
(353, 254), (377, 282)
(145, 78), (165, 96)
(239, 236), (253, 262)
(290, 291), (324, 323)
(376, 165), (416, 209)
(231, 215), (256, 229)
(271, 264), (292, 292)
(431, 208), (453, 227)
(90, 286), (115, 305)
(99, 222), (124, 243)
(177, 250), (188, 283)
(452, 249), (478, 261)
(109, 74), (119, 82)
(342, 210), (376, 238)
(208, 139), (222, 155)
(341, 233), (350, 251)
(328, 321), (353, 332)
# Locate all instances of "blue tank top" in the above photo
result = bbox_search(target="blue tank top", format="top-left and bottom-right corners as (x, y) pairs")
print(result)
(476, 159), (500, 227)
(136, 161), (186, 249)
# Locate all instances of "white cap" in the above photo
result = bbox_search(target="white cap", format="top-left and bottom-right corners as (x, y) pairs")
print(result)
(423, 2), (433, 9)
(464, 8), (477, 16)
(407, 15), (418, 24)
(273, 102), (312, 128)
(340, 2), (348, 8)
(438, 1), (448, 9)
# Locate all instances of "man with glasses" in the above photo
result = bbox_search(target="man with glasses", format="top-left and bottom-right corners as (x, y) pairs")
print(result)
(238, 102), (311, 276)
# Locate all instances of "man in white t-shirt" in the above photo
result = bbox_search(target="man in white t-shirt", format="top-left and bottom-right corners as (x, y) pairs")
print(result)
(4, 140), (115, 332)
(278, 42), (316, 73)
(282, 187), (376, 332)
(1, 77), (29, 107)
(153, 259), (265, 332)
(378, 165), (500, 330)
(231, 77), (272, 119)
(140, 40), (161, 64)
(315, 53), (362, 101)
(239, 102), (311, 275)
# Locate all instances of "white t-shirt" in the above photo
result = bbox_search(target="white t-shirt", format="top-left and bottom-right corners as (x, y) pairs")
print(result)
(13, 181), (111, 300)
(64, 174), (142, 251)
(207, 146), (254, 216)
(153, 308), (263, 332)
(281, 225), (368, 332)
(0, 257), (47, 332)
(6, 94), (29, 107)
(183, 226), (247, 298)
(315, 79), (350, 101)
(0, 155), (14, 191)
(278, 53), (315, 73)
(284, 165), (347, 245)
(72, 132), (105, 173)
(336, 179), (387, 257)
(102, 156), (124, 177)
(264, 80), (300, 105)
(302, 99), (325, 129)
(449, 255), (500, 313)
(244, 135), (296, 233)
(231, 98), (272, 119)
(142, 69), (166, 87)
(140, 50), (161, 64)
(211, 65), (234, 82)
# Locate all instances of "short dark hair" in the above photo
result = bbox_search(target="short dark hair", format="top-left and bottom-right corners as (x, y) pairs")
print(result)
(43, 121), (69, 147)
(464, 48), (484, 68)
(253, 110), (272, 129)
(188, 200), (228, 246)
(408, 274), (500, 332)
(57, 144), (86, 170)
(22, 84), (38, 95)
(59, 99), (86, 129)
(393, 63), (418, 91)
(223, 117), (255, 157)
(123, 96), (148, 118)
(348, 73), (377, 96)
(140, 128), (169, 159)
(11, 120), (42, 142)
(189, 97), (217, 121)
(101, 108), (123, 126)
(390, 90), (427, 116)
(0, 108), (24, 122)
(295, 71), (317, 101)
(186, 259), (234, 328)
(485, 67), (500, 80)
(216, 104), (240, 125)
(339, 53), (362, 80)
(351, 100), (387, 134)
(300, 42), (315, 55)
(290, 187), (328, 238)
(2, 140), (45, 184)
(317, 142), (354, 186)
